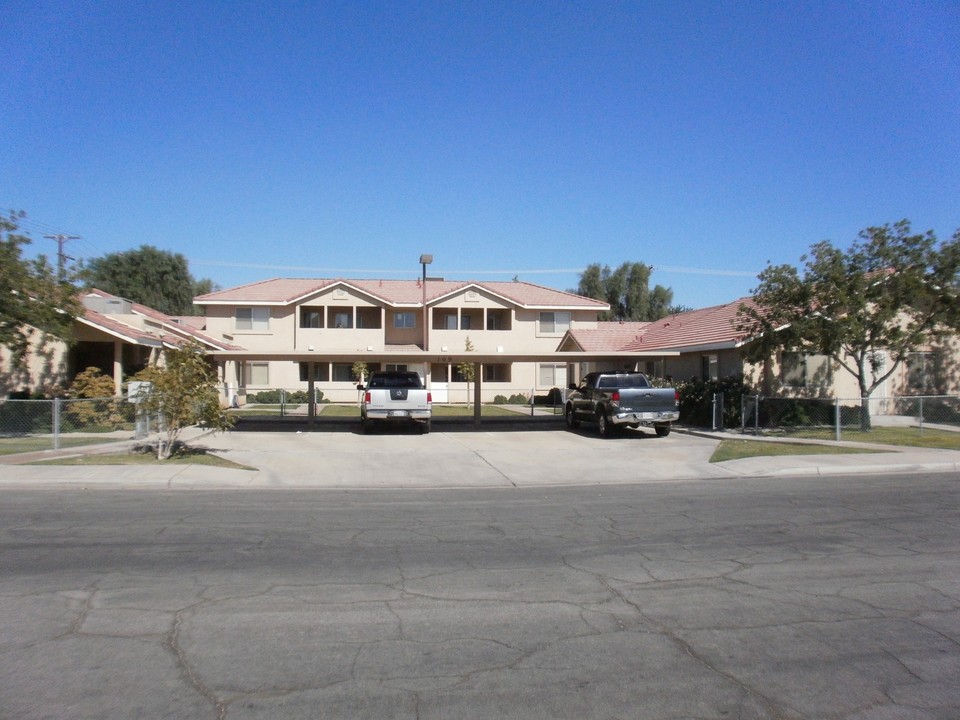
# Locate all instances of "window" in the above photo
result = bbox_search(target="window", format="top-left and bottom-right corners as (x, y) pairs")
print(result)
(907, 352), (941, 392)
(245, 362), (269, 387)
(431, 364), (449, 382)
(443, 314), (458, 329)
(539, 363), (567, 388)
(539, 311), (571, 334)
(299, 363), (330, 382)
(332, 311), (352, 329)
(701, 354), (719, 381)
(393, 312), (416, 328)
(460, 314), (472, 330)
(483, 364), (511, 382)
(236, 307), (270, 331)
(452, 364), (472, 382)
(487, 310), (509, 330)
(356, 307), (381, 329)
(332, 363), (354, 382)
(782, 352), (832, 388)
(300, 308), (322, 329)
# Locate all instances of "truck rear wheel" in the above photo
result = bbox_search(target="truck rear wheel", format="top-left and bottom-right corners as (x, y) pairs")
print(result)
(565, 405), (580, 429)
(420, 419), (431, 434)
(655, 424), (671, 437)
(597, 412), (614, 437)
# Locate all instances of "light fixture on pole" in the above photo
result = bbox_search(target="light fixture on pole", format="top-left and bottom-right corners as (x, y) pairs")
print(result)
(419, 254), (433, 351)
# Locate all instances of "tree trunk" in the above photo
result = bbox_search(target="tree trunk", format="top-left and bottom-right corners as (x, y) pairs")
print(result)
(859, 394), (872, 432)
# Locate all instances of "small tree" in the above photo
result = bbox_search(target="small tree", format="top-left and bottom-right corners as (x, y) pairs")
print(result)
(738, 221), (960, 430)
(351, 361), (368, 384)
(457, 336), (476, 402)
(66, 367), (125, 429)
(133, 341), (233, 459)
(352, 361), (369, 404)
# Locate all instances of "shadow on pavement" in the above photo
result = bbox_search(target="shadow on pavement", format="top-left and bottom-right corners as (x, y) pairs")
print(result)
(230, 415), (569, 434)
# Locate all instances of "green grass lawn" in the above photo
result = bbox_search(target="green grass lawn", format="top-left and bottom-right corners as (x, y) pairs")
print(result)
(29, 447), (256, 470)
(0, 435), (128, 456)
(784, 426), (960, 450)
(710, 439), (886, 463)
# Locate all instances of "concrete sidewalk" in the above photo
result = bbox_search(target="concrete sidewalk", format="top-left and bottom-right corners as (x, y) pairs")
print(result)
(1, 423), (959, 488)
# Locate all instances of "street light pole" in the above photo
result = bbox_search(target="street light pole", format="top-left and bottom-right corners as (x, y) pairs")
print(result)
(419, 254), (432, 352)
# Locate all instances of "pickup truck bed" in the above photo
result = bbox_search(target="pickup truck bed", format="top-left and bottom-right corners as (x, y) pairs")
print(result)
(359, 371), (432, 434)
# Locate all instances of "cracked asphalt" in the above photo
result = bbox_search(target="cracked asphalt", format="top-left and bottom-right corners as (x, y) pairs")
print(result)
(2, 458), (959, 719)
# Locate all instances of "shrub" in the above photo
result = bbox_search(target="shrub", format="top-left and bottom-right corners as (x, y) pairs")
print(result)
(675, 375), (753, 428)
(248, 389), (323, 404)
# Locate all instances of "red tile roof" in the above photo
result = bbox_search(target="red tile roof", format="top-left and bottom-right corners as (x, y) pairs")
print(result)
(563, 298), (759, 353)
(194, 278), (609, 310)
(82, 289), (245, 351)
(561, 322), (651, 351)
(620, 298), (757, 351)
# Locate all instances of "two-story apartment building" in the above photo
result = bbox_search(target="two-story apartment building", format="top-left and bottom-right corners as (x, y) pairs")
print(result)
(194, 278), (610, 403)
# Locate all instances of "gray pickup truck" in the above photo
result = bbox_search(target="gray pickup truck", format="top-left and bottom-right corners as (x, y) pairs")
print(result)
(358, 371), (432, 434)
(565, 371), (679, 437)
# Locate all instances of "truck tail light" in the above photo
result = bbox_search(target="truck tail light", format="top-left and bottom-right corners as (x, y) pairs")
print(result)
(674, 390), (680, 406)
(364, 391), (371, 404)
(427, 392), (432, 404)
(611, 390), (620, 402)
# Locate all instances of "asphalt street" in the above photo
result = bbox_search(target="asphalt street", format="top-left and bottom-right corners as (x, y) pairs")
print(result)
(1, 464), (959, 719)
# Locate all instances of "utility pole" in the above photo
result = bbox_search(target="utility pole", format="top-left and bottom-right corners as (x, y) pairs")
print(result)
(44, 234), (80, 280)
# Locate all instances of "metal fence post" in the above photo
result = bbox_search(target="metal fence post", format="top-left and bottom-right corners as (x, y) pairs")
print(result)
(835, 397), (840, 442)
(52, 397), (61, 450)
(919, 396), (924, 435)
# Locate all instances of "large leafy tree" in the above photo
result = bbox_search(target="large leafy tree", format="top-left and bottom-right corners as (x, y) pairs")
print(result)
(132, 340), (233, 459)
(0, 211), (81, 358)
(82, 245), (215, 316)
(577, 262), (675, 321)
(738, 220), (960, 429)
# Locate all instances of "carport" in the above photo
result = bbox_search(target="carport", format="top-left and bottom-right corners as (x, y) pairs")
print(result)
(207, 349), (678, 429)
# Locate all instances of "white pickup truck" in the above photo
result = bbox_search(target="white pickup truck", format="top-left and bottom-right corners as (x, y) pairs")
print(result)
(357, 371), (432, 434)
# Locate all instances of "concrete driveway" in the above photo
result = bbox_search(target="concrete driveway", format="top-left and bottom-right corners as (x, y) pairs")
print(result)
(3, 419), (960, 488)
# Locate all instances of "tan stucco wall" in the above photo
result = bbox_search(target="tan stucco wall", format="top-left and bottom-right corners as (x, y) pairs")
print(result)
(0, 329), (69, 395)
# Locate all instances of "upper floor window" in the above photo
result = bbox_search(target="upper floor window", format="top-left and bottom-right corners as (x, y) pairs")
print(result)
(393, 312), (416, 329)
(539, 311), (571, 334)
(332, 311), (353, 329)
(236, 307), (270, 331)
(300, 308), (323, 329)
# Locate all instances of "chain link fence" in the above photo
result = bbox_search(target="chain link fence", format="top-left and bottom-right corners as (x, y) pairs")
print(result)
(0, 398), (153, 455)
(738, 395), (960, 440)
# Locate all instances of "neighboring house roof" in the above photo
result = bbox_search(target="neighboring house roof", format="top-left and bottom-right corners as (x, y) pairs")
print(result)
(194, 278), (610, 311)
(560, 322), (652, 352)
(621, 297), (756, 352)
(560, 297), (758, 354)
(81, 289), (245, 351)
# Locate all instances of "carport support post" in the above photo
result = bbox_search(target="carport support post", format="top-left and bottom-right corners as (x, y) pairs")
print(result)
(307, 367), (316, 428)
(473, 361), (482, 429)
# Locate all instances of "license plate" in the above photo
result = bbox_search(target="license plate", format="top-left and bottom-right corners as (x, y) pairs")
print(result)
(388, 410), (410, 417)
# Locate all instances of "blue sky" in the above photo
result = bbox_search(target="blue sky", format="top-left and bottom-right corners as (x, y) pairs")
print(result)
(3, 0), (958, 309)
